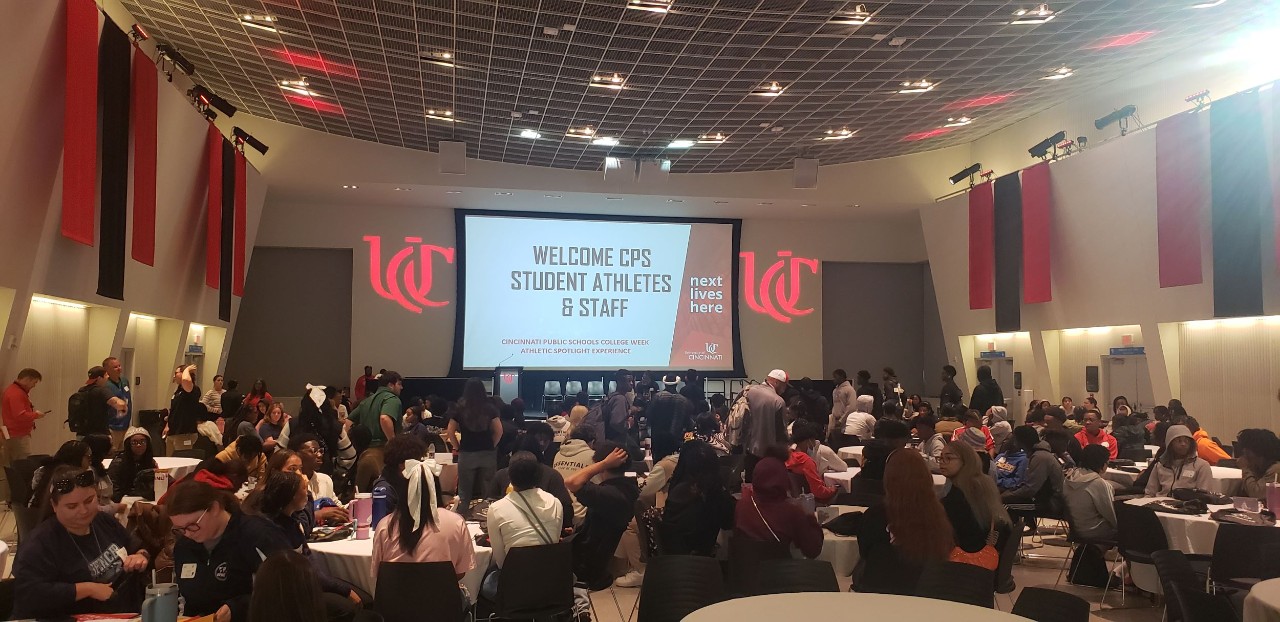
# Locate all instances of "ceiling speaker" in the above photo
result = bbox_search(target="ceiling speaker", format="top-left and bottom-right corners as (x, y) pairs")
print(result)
(439, 141), (466, 174)
(793, 158), (818, 189)
(638, 160), (670, 184)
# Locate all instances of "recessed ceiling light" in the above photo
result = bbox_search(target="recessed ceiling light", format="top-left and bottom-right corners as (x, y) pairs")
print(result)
(944, 116), (973, 127)
(606, 197), (623, 200)
(801, 203), (814, 207)
(342, 185), (357, 189)
(627, 0), (672, 13)
(240, 14), (278, 32)
(589, 73), (626, 90)
(667, 199), (683, 203)
(1041, 66), (1074, 80)
(758, 202), (774, 206)
(519, 129), (541, 139)
(820, 127), (856, 141)
(1010, 4), (1055, 24)
(667, 139), (695, 149)
(425, 109), (455, 122)
(445, 190), (462, 194)
(752, 82), (786, 97)
(566, 126), (596, 140)
(697, 133), (727, 144)
(394, 187), (410, 191)
(898, 79), (935, 94)
(888, 37), (907, 46)
(830, 4), (871, 25)
(1191, 0), (1225, 6)
(279, 78), (316, 96)
(421, 50), (456, 68)
(714, 200), (728, 204)
(545, 194), (562, 198)
(591, 136), (620, 147)
(495, 191), (512, 196)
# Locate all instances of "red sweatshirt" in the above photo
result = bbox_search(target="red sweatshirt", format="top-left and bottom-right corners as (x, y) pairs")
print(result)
(2, 382), (38, 438)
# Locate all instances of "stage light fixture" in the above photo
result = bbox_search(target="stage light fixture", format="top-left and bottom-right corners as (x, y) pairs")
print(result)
(425, 109), (455, 122)
(980, 169), (995, 181)
(589, 73), (626, 90)
(830, 4), (872, 25)
(156, 43), (195, 80)
(697, 133), (727, 144)
(820, 127), (856, 141)
(667, 139), (695, 149)
(232, 127), (268, 155)
(1011, 3), (1055, 24)
(592, 136), (620, 147)
(898, 79), (935, 94)
(202, 108), (217, 122)
(1028, 130), (1067, 159)
(1041, 66), (1074, 80)
(279, 78), (317, 97)
(944, 116), (973, 127)
(1185, 89), (1211, 112)
(565, 126), (596, 140)
(239, 14), (278, 33)
(1094, 104), (1138, 135)
(949, 163), (982, 186)
(129, 24), (149, 42)
(1077, 136), (1088, 149)
(420, 51), (456, 68)
(189, 85), (236, 117)
(752, 82), (786, 97)
(519, 129), (541, 139)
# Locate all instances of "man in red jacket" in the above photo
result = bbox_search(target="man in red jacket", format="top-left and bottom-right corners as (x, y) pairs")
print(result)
(2, 368), (46, 471)
(1074, 410), (1118, 460)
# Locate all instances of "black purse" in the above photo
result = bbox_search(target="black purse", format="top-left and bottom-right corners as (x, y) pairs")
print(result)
(1171, 487), (1231, 506)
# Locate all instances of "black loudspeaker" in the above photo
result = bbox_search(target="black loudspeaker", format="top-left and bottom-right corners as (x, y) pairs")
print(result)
(1014, 372), (1023, 390)
(1085, 366), (1099, 393)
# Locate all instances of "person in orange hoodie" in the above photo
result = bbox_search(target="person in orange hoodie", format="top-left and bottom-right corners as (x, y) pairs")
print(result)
(1074, 410), (1118, 460)
(785, 419), (838, 503)
(1186, 417), (1230, 466)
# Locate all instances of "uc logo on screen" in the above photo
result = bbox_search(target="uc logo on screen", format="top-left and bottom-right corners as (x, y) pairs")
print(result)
(364, 236), (455, 313)
(740, 251), (818, 324)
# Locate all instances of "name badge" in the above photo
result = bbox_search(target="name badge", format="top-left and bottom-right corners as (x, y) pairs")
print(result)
(1101, 441), (1110, 447)
(124, 386), (130, 392)
(180, 563), (197, 579)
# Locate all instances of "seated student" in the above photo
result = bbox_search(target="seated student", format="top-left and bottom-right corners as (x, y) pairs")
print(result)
(847, 442), (891, 506)
(1041, 407), (1083, 465)
(108, 427), (159, 501)
(1064, 445), (1118, 541)
(660, 440), (735, 557)
(370, 455), (475, 594)
(733, 453), (823, 558)
(487, 435), (574, 529)
(216, 433), (267, 483)
(951, 409), (996, 457)
(562, 441), (637, 591)
(1074, 411), (1118, 460)
(1145, 425), (1214, 496)
(692, 411), (731, 456)
(1109, 408), (1147, 456)
(169, 480), (293, 622)
(12, 466), (151, 619)
(249, 550), (328, 622)
(553, 425), (596, 526)
(811, 438), (847, 475)
(841, 395), (877, 443)
(985, 406), (1013, 454)
(1238, 429), (1280, 499)
(850, 450), (956, 595)
(996, 426), (1064, 512)
(1185, 417), (1230, 466)
(938, 442), (1012, 555)
(916, 414), (946, 473)
(289, 433), (342, 511)
(935, 403), (966, 438)
(784, 420), (838, 503)
(482, 451), (563, 600)
(371, 434), (429, 530)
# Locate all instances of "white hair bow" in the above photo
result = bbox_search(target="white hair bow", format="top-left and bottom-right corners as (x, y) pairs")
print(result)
(305, 384), (327, 410)
(402, 459), (439, 531)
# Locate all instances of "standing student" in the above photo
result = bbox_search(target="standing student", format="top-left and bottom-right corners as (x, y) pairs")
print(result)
(103, 357), (132, 452)
(939, 365), (964, 408)
(353, 366), (376, 404)
(2, 368), (46, 466)
(854, 370), (883, 419)
(445, 378), (503, 518)
(166, 365), (204, 455)
(967, 365), (1004, 421)
(829, 369), (857, 437)
(244, 379), (273, 411)
(740, 369), (789, 481)
(202, 375), (226, 418)
(76, 367), (123, 438)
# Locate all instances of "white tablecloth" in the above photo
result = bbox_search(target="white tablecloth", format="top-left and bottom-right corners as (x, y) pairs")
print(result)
(816, 505), (863, 577)
(1246, 578), (1280, 622)
(309, 522), (492, 602)
(0, 540), (8, 576)
(837, 446), (864, 465)
(823, 469), (946, 495)
(102, 456), (202, 482)
(684, 592), (1031, 622)
(1104, 461), (1243, 495)
(1124, 497), (1280, 554)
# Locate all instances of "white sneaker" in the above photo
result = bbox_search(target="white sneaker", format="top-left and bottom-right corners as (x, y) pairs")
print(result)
(614, 570), (645, 588)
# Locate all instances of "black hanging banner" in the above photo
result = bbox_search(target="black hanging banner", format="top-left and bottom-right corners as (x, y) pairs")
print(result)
(97, 20), (130, 300)
(219, 140), (235, 321)
(993, 172), (1023, 333)
(1209, 90), (1269, 318)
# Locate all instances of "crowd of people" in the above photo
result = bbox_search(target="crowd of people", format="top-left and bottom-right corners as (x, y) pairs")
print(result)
(5, 360), (1280, 620)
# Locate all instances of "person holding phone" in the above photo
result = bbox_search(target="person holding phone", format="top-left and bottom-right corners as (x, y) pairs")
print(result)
(2, 368), (47, 465)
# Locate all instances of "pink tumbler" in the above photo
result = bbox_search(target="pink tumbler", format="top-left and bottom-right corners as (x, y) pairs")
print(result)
(352, 493), (372, 540)
(1266, 482), (1280, 513)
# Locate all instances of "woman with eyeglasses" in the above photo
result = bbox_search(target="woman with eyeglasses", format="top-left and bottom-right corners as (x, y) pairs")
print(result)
(12, 465), (150, 619)
(107, 426), (158, 501)
(168, 479), (292, 622)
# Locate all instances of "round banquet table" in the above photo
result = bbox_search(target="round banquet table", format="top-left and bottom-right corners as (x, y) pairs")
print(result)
(684, 592), (1030, 622)
(103, 456), (202, 482)
(309, 522), (492, 602)
(1246, 578), (1280, 622)
(824, 468), (946, 495)
(1123, 497), (1280, 554)
(1104, 462), (1243, 496)
(837, 446), (865, 465)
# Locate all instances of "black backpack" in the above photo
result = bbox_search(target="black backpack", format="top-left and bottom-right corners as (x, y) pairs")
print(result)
(67, 385), (93, 434)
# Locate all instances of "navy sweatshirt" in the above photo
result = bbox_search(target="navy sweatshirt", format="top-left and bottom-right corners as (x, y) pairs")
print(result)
(12, 512), (146, 619)
(173, 512), (291, 622)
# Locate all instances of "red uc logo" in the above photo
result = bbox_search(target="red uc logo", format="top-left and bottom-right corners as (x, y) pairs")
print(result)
(740, 251), (819, 324)
(364, 236), (455, 313)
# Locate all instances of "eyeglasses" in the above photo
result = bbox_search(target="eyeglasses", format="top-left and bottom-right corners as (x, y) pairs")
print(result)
(171, 509), (209, 537)
(938, 454), (960, 463)
(129, 438), (150, 446)
(52, 471), (96, 495)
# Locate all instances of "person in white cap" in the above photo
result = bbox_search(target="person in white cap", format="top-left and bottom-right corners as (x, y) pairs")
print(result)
(741, 369), (789, 481)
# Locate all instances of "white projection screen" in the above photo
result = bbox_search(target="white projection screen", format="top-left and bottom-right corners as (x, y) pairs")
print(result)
(452, 210), (743, 373)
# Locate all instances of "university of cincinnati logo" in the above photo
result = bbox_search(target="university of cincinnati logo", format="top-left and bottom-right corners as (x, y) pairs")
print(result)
(363, 236), (455, 313)
(740, 250), (818, 324)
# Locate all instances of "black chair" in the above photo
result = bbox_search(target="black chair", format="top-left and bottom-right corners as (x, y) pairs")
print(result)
(1054, 502), (1119, 603)
(726, 534), (791, 596)
(1115, 500), (1169, 595)
(994, 517), (1024, 597)
(1152, 550), (1203, 622)
(12, 503), (40, 544)
(488, 541), (575, 620)
(1215, 458), (1237, 468)
(6, 461), (37, 507)
(914, 561), (996, 608)
(172, 448), (205, 460)
(1209, 523), (1280, 590)
(754, 559), (839, 594)
(1120, 448), (1154, 462)
(1167, 584), (1238, 622)
(1011, 587), (1091, 622)
(373, 561), (465, 622)
(0, 578), (13, 621)
(636, 555), (724, 622)
(1262, 543), (1280, 580)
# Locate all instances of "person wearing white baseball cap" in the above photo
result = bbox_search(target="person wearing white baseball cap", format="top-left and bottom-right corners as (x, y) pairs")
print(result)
(739, 369), (788, 481)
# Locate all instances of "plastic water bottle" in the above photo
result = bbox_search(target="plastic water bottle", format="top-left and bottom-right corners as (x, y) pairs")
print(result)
(369, 485), (388, 535)
(428, 444), (436, 460)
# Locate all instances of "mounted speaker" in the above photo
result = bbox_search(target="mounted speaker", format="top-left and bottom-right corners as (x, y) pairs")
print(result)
(1014, 371), (1023, 391)
(638, 160), (670, 184)
(1085, 366), (1099, 393)
(438, 141), (466, 174)
(793, 158), (818, 189)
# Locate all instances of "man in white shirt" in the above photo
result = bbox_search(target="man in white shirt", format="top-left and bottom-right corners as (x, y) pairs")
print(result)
(483, 451), (563, 599)
(842, 395), (877, 441)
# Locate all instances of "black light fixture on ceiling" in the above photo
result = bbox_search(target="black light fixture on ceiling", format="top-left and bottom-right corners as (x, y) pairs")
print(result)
(949, 162), (982, 186)
(232, 127), (268, 155)
(1094, 104), (1138, 135)
(189, 84), (236, 118)
(1029, 130), (1067, 159)
(155, 43), (195, 80)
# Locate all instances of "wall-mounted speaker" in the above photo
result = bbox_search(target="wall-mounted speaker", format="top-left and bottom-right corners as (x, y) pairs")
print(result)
(1014, 371), (1023, 391)
(1085, 366), (1099, 393)
(638, 160), (669, 184)
(793, 158), (818, 189)
(438, 141), (466, 174)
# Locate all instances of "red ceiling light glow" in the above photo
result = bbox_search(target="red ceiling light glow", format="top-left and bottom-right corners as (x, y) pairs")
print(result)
(284, 93), (345, 115)
(1087, 31), (1158, 50)
(903, 127), (953, 141)
(275, 49), (359, 78)
(943, 93), (1017, 110)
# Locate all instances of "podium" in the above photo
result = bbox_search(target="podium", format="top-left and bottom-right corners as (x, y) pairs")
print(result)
(494, 367), (523, 404)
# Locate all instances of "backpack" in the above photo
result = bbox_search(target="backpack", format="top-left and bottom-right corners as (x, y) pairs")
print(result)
(67, 385), (93, 434)
(723, 388), (752, 449)
(993, 448), (1029, 491)
(580, 394), (616, 441)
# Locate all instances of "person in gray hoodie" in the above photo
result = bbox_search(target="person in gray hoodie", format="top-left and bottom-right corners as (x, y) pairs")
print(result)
(1063, 444), (1118, 540)
(1145, 424), (1213, 497)
(552, 426), (596, 526)
(985, 405), (1013, 453)
(997, 425), (1064, 512)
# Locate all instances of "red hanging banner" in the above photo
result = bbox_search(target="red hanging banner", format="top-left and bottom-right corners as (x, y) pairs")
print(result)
(233, 150), (247, 297)
(130, 46), (157, 265)
(1021, 161), (1053, 303)
(968, 181), (995, 310)
(62, 0), (98, 246)
(1155, 111), (1207, 288)
(206, 124), (222, 288)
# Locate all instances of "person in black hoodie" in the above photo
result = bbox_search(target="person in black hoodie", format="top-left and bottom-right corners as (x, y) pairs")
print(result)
(968, 365), (1005, 420)
(168, 480), (291, 622)
(12, 465), (151, 619)
(855, 370), (884, 419)
(562, 441), (636, 590)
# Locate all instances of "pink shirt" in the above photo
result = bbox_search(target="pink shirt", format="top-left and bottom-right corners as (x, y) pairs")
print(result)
(370, 508), (476, 586)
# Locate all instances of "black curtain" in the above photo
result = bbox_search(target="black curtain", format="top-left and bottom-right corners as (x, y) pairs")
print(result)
(219, 140), (235, 321)
(993, 172), (1023, 332)
(1209, 90), (1269, 318)
(97, 20), (130, 300)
